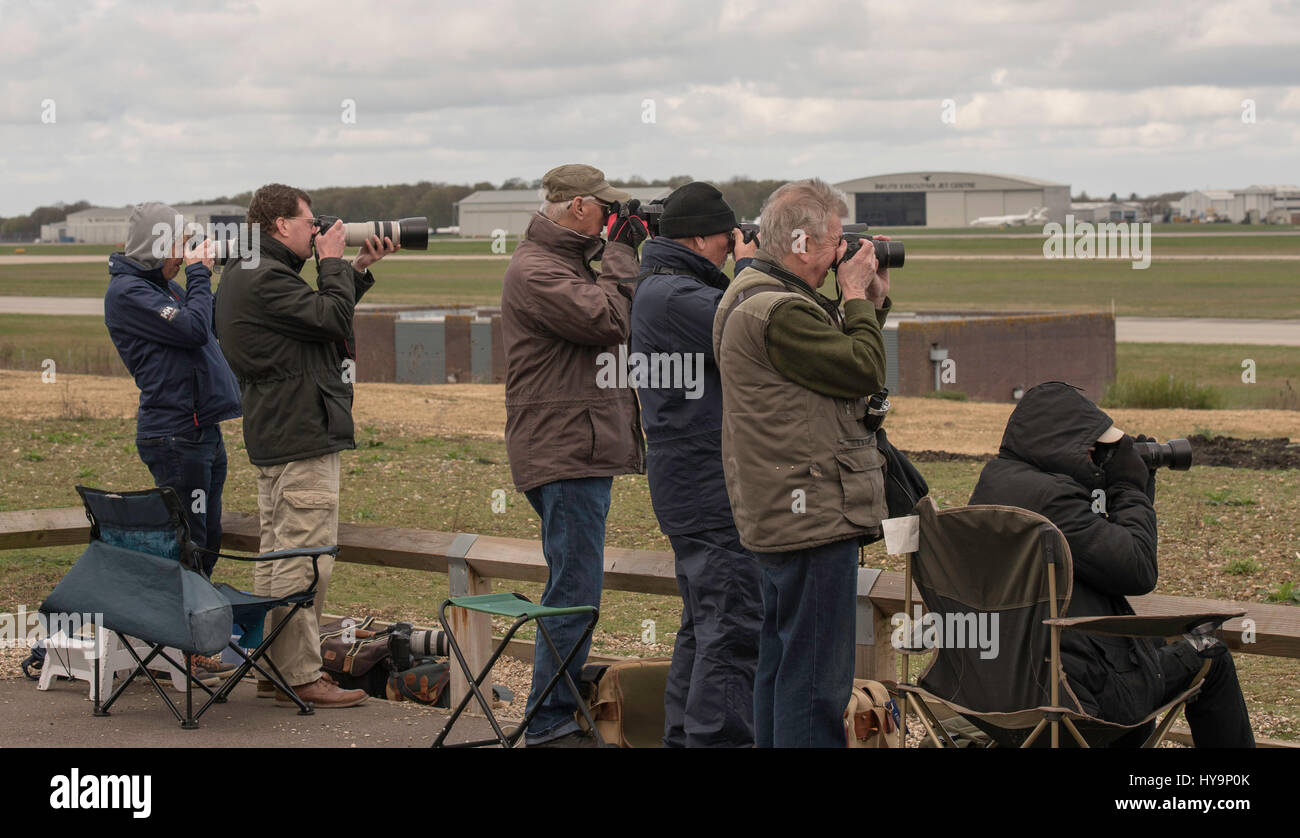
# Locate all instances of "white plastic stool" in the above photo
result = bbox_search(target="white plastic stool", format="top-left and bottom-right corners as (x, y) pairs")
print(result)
(37, 629), (186, 699)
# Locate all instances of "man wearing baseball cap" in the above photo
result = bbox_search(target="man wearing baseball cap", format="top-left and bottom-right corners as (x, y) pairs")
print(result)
(500, 164), (648, 747)
(629, 182), (763, 747)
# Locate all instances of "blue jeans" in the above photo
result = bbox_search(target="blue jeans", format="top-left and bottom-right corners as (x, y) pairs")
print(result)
(663, 527), (762, 747)
(752, 538), (858, 748)
(136, 424), (228, 576)
(522, 477), (612, 744)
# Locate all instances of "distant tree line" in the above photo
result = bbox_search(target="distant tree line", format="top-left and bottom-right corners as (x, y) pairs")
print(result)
(22, 177), (1194, 235)
(1, 200), (93, 237)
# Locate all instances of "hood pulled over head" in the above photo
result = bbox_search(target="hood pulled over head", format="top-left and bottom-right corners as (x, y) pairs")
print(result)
(998, 381), (1115, 486)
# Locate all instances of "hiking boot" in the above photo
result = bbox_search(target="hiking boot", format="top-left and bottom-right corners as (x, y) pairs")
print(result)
(193, 654), (237, 678)
(275, 676), (368, 709)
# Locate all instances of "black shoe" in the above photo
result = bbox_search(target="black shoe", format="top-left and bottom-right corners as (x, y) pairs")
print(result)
(528, 730), (601, 748)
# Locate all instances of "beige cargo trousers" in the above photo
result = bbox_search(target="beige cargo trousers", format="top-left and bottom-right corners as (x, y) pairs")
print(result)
(253, 452), (340, 687)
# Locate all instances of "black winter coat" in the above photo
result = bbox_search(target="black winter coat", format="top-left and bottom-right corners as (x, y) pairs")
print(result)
(214, 237), (374, 466)
(968, 382), (1165, 725)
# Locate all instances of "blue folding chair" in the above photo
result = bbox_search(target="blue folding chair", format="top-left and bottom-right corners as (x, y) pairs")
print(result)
(40, 485), (337, 729)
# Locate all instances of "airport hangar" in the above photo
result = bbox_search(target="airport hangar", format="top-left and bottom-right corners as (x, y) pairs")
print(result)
(455, 187), (672, 237)
(834, 172), (1070, 227)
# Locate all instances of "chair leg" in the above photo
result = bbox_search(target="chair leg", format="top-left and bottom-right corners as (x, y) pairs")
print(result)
(182, 652), (198, 730)
(1062, 716), (1090, 748)
(535, 611), (604, 747)
(433, 602), (522, 748)
(1143, 704), (1186, 749)
(1021, 718), (1048, 748)
(903, 692), (952, 748)
(199, 603), (314, 718)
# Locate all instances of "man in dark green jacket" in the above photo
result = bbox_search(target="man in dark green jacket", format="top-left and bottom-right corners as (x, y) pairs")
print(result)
(215, 183), (396, 709)
(713, 178), (893, 747)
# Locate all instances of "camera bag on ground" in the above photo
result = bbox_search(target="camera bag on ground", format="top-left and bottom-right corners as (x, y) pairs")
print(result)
(319, 616), (393, 698)
(385, 660), (451, 706)
(844, 679), (898, 748)
(576, 657), (672, 748)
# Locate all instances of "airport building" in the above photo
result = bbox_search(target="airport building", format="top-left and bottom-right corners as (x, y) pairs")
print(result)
(40, 204), (246, 244)
(1175, 186), (1300, 223)
(454, 187), (672, 237)
(1069, 201), (1148, 224)
(834, 172), (1070, 227)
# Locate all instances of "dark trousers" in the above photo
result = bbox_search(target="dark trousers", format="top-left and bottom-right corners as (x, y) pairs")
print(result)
(663, 527), (762, 748)
(1109, 641), (1255, 748)
(752, 538), (858, 748)
(522, 476), (612, 744)
(136, 424), (227, 576)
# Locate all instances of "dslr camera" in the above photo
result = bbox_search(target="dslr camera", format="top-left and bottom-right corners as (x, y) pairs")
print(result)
(836, 224), (904, 271)
(607, 199), (665, 237)
(1135, 437), (1192, 471)
(313, 215), (430, 250)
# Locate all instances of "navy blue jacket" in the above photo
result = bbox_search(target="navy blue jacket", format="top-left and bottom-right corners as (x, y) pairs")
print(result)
(105, 253), (242, 438)
(630, 238), (751, 536)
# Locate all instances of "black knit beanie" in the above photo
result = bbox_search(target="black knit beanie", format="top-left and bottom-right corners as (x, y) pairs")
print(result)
(657, 182), (737, 238)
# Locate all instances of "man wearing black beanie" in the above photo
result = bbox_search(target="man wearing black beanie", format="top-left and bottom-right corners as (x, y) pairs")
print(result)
(629, 182), (763, 747)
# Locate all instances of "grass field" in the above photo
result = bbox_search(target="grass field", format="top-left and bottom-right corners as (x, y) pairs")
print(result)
(2, 415), (1296, 736)
(5, 253), (1300, 318)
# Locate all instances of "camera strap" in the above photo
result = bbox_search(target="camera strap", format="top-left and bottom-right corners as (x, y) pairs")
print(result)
(749, 259), (845, 329)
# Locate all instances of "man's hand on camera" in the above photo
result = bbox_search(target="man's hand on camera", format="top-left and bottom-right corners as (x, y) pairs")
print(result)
(836, 237), (877, 302)
(183, 237), (214, 270)
(1103, 434), (1151, 490)
(606, 200), (650, 250)
(315, 219), (346, 260)
(868, 236), (891, 307)
(732, 227), (758, 261)
(353, 235), (398, 273)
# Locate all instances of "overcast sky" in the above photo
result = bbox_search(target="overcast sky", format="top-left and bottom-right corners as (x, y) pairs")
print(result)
(1, 0), (1297, 215)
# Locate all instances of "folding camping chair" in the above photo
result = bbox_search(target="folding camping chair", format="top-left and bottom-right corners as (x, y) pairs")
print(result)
(893, 497), (1243, 748)
(39, 485), (337, 729)
(432, 592), (604, 748)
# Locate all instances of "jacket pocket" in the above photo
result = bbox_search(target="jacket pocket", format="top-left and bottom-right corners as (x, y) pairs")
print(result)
(834, 438), (886, 528)
(317, 382), (354, 444)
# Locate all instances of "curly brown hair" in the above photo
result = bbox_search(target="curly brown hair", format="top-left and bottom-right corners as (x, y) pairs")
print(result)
(247, 183), (312, 230)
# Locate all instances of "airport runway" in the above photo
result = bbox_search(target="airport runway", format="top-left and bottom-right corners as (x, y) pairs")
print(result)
(3, 295), (1298, 345)
(3, 252), (1298, 265)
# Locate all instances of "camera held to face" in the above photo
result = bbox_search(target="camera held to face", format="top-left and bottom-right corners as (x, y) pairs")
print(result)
(836, 226), (905, 272)
(313, 215), (430, 250)
(1135, 437), (1193, 471)
(606, 199), (665, 237)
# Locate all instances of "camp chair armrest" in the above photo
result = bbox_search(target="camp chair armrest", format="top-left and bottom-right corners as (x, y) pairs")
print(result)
(211, 547), (335, 594)
(1045, 611), (1245, 639)
(205, 546), (338, 562)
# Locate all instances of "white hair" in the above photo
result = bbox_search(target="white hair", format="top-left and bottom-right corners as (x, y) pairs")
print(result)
(539, 191), (601, 221)
(759, 178), (850, 259)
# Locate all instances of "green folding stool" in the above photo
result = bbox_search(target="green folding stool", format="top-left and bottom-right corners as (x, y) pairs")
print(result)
(432, 592), (604, 748)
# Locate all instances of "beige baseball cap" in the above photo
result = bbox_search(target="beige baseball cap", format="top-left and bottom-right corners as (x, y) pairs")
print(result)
(1098, 424), (1125, 443)
(541, 164), (631, 203)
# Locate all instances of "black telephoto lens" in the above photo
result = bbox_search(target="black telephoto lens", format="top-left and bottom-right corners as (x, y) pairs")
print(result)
(1134, 438), (1193, 471)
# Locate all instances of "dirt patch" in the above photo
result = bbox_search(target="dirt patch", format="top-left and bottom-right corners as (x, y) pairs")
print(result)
(0, 371), (1293, 459)
(907, 436), (1300, 470)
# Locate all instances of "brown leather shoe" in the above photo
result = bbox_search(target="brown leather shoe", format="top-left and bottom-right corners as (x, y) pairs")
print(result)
(275, 676), (368, 709)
